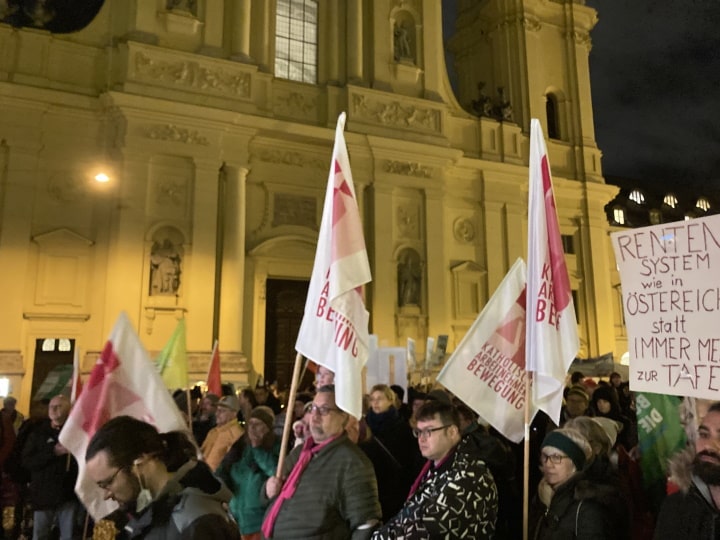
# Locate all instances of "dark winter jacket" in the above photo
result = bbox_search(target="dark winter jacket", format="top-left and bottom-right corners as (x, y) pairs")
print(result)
(655, 448), (720, 540)
(21, 419), (78, 510)
(122, 459), (240, 540)
(371, 437), (497, 539)
(530, 464), (628, 540)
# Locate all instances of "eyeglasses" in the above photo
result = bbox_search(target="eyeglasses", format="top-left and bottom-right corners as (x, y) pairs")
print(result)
(540, 453), (570, 465)
(412, 425), (451, 439)
(96, 467), (124, 490)
(308, 404), (341, 416)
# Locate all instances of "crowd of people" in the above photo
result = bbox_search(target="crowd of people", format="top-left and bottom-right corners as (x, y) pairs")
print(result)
(0, 368), (718, 539)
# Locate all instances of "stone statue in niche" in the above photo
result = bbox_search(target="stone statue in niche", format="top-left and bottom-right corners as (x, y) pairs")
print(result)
(398, 250), (421, 307)
(149, 238), (182, 296)
(393, 21), (413, 62)
(167, 0), (197, 15)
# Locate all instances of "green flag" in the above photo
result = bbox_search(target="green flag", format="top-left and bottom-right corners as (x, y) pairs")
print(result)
(155, 319), (188, 390)
(636, 391), (686, 511)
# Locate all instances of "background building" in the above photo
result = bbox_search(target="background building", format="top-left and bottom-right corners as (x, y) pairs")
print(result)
(0, 0), (622, 411)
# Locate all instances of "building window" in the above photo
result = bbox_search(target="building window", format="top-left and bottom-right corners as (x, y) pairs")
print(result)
(696, 197), (711, 212)
(546, 94), (559, 139)
(42, 339), (56, 352)
(628, 189), (645, 205)
(561, 234), (575, 254)
(275, 0), (318, 83)
(613, 207), (625, 225)
(663, 193), (678, 208)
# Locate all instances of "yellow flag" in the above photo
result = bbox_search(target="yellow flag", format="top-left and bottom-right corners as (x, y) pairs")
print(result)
(156, 319), (188, 390)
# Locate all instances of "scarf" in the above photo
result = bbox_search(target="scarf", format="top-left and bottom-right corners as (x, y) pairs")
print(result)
(261, 434), (339, 538)
(406, 449), (455, 500)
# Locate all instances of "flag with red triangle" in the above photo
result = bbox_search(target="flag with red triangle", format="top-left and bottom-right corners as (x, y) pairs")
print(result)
(59, 312), (187, 520)
(437, 258), (530, 442)
(525, 119), (579, 425)
(206, 339), (222, 396)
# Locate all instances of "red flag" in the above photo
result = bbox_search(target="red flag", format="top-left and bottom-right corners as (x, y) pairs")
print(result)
(59, 312), (187, 520)
(206, 339), (222, 396)
(525, 119), (579, 424)
(295, 112), (372, 419)
(71, 347), (83, 403)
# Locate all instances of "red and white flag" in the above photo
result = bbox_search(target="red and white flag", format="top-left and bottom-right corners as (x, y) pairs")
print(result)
(437, 259), (530, 442)
(206, 339), (222, 396)
(525, 119), (579, 425)
(59, 312), (187, 520)
(71, 347), (83, 403)
(295, 112), (371, 419)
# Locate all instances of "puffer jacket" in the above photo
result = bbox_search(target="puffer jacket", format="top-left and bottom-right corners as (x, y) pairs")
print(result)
(123, 459), (240, 539)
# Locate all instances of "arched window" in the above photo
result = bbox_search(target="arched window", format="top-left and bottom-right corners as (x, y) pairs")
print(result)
(663, 193), (678, 208)
(696, 197), (711, 212)
(613, 207), (625, 225)
(546, 94), (559, 139)
(275, 0), (318, 83)
(629, 189), (645, 205)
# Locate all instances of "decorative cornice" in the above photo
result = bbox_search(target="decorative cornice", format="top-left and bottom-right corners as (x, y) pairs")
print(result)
(250, 149), (325, 169)
(133, 51), (251, 98)
(144, 124), (209, 145)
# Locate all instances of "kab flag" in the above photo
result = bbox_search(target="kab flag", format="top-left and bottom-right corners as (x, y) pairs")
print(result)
(206, 340), (222, 396)
(295, 112), (371, 419)
(59, 312), (187, 520)
(437, 258), (530, 442)
(156, 318), (188, 390)
(525, 119), (579, 425)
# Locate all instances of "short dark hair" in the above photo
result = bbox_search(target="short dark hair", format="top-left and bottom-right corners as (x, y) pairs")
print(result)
(86, 416), (195, 473)
(390, 385), (405, 401)
(570, 371), (585, 384)
(707, 402), (720, 415)
(415, 400), (460, 429)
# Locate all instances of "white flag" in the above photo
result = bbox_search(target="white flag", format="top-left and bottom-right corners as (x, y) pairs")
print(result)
(59, 312), (188, 520)
(525, 119), (579, 424)
(295, 112), (372, 419)
(437, 259), (530, 442)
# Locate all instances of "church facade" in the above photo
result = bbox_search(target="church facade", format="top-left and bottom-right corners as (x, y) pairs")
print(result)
(0, 0), (624, 409)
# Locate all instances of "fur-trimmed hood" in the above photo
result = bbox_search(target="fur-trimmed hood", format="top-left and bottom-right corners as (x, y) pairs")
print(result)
(668, 446), (695, 493)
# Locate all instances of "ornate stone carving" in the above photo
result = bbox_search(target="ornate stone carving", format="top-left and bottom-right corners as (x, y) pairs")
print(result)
(47, 172), (83, 202)
(272, 193), (317, 229)
(397, 248), (422, 307)
(571, 30), (592, 50)
(522, 16), (541, 32)
(250, 149), (325, 170)
(352, 94), (440, 133)
(154, 177), (186, 207)
(384, 160), (432, 178)
(396, 205), (419, 239)
(134, 52), (251, 97)
(145, 124), (209, 145)
(149, 227), (184, 297)
(453, 217), (476, 243)
(273, 91), (318, 120)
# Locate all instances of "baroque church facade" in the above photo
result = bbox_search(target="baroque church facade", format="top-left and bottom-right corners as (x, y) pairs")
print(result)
(0, 0), (624, 409)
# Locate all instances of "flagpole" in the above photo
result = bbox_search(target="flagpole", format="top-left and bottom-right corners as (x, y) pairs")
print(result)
(275, 351), (303, 478)
(523, 371), (532, 540)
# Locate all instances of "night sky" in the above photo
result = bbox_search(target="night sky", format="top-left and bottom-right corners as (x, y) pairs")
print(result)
(443, 1), (720, 196)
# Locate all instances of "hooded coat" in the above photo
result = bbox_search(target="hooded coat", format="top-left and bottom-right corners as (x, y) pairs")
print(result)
(122, 459), (240, 539)
(654, 447), (720, 540)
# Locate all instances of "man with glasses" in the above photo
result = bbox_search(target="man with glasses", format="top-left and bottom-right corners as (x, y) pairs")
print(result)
(261, 385), (381, 539)
(372, 400), (498, 539)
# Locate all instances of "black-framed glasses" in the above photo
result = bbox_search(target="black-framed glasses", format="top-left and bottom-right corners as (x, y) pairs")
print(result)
(540, 453), (570, 465)
(308, 404), (341, 416)
(412, 425), (451, 439)
(97, 467), (124, 490)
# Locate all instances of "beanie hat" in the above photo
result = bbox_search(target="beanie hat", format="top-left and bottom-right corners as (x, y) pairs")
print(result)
(541, 431), (586, 471)
(591, 417), (622, 447)
(250, 406), (275, 430)
(217, 395), (239, 412)
(566, 384), (589, 402)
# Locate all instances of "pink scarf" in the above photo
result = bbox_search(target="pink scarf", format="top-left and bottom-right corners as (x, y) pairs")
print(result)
(261, 435), (339, 538)
(406, 450), (455, 500)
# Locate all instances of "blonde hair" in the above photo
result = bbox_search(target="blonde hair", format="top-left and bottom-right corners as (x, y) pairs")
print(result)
(370, 384), (396, 404)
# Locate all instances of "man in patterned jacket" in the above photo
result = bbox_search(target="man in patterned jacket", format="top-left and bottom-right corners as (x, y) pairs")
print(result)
(372, 400), (498, 539)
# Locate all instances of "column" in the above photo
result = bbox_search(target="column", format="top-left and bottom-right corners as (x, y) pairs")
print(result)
(346, 0), (363, 83)
(201, 0), (225, 56)
(230, 0), (252, 61)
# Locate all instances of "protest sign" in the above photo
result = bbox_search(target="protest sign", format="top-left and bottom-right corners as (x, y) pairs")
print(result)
(611, 214), (720, 398)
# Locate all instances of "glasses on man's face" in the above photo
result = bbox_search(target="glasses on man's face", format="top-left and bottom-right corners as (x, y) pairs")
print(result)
(412, 425), (451, 439)
(97, 467), (124, 490)
(540, 453), (570, 465)
(308, 404), (340, 416)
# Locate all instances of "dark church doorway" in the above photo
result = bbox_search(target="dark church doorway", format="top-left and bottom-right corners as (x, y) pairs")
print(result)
(31, 338), (75, 400)
(263, 279), (315, 392)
